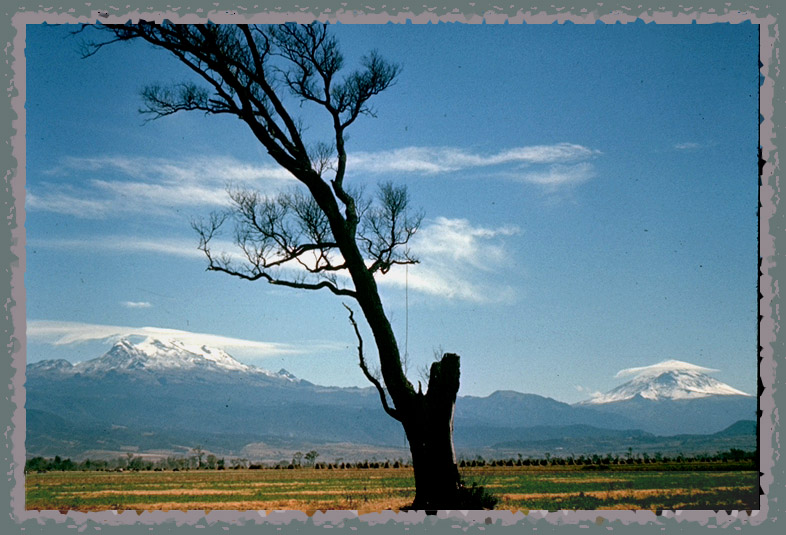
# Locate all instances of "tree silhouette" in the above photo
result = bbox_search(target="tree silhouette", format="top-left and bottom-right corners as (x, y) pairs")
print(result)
(304, 449), (320, 467)
(82, 22), (475, 509)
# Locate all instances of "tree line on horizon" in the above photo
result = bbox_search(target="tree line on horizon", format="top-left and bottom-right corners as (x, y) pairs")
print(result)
(24, 448), (756, 474)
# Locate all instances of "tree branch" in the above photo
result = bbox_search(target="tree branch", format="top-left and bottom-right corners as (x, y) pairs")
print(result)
(343, 304), (400, 421)
(361, 181), (423, 274)
(228, 187), (347, 276)
(237, 25), (308, 159)
(210, 264), (357, 297)
(193, 209), (356, 298)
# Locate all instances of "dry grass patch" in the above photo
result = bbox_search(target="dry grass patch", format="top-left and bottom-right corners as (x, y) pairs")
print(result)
(243, 481), (307, 488)
(72, 489), (257, 498)
(84, 497), (413, 513)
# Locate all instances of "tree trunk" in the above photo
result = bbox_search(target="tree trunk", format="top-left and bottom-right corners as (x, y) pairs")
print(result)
(402, 353), (462, 510)
(340, 220), (466, 509)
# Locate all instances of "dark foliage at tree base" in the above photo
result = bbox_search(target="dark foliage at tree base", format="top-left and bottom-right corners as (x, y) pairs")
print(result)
(401, 479), (498, 511)
(456, 479), (499, 509)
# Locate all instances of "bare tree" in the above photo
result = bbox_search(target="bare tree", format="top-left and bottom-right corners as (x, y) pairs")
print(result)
(83, 22), (475, 509)
(192, 445), (205, 469)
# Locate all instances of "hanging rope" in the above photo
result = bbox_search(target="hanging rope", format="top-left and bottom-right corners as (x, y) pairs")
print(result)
(405, 263), (409, 359)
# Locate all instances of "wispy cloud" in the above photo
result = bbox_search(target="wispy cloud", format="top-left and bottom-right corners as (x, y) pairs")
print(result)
(31, 216), (520, 303)
(29, 235), (242, 263)
(29, 144), (599, 219)
(26, 190), (114, 219)
(27, 320), (340, 358)
(514, 162), (596, 188)
(575, 384), (603, 398)
(48, 155), (295, 185)
(348, 143), (600, 191)
(91, 179), (232, 208)
(30, 155), (297, 218)
(121, 301), (153, 309)
(377, 217), (521, 303)
(349, 143), (598, 174)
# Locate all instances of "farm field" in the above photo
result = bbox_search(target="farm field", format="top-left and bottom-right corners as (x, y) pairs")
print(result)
(26, 465), (759, 513)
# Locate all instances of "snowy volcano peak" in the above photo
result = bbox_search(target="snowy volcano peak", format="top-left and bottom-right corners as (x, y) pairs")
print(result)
(74, 336), (254, 375)
(134, 337), (251, 372)
(585, 360), (751, 404)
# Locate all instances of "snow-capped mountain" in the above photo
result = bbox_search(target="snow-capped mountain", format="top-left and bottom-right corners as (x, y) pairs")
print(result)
(33, 337), (297, 381)
(584, 360), (752, 404)
(574, 360), (755, 435)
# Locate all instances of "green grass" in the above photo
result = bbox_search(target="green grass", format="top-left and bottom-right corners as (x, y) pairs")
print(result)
(459, 467), (758, 511)
(25, 466), (759, 512)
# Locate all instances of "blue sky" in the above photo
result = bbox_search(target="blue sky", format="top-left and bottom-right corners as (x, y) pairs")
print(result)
(24, 21), (759, 403)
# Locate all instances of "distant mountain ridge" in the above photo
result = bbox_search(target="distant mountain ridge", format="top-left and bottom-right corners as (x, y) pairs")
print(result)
(25, 339), (757, 460)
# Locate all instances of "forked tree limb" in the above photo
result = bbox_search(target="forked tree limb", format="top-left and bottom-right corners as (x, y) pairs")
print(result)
(343, 303), (400, 421)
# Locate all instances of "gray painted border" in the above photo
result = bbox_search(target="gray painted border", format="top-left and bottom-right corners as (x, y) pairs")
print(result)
(2, 1), (781, 533)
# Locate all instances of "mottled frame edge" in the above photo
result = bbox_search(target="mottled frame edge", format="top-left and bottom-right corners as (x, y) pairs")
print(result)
(2, 1), (781, 533)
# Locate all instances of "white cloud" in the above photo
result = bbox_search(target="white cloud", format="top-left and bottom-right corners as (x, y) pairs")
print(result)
(52, 155), (295, 185)
(29, 235), (241, 262)
(121, 301), (153, 309)
(516, 162), (596, 187)
(27, 320), (339, 358)
(26, 190), (113, 219)
(489, 144), (598, 165)
(376, 217), (521, 303)
(350, 147), (455, 174)
(92, 179), (232, 208)
(615, 359), (719, 378)
(575, 384), (603, 397)
(413, 217), (519, 269)
(348, 143), (599, 177)
(30, 155), (297, 219)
